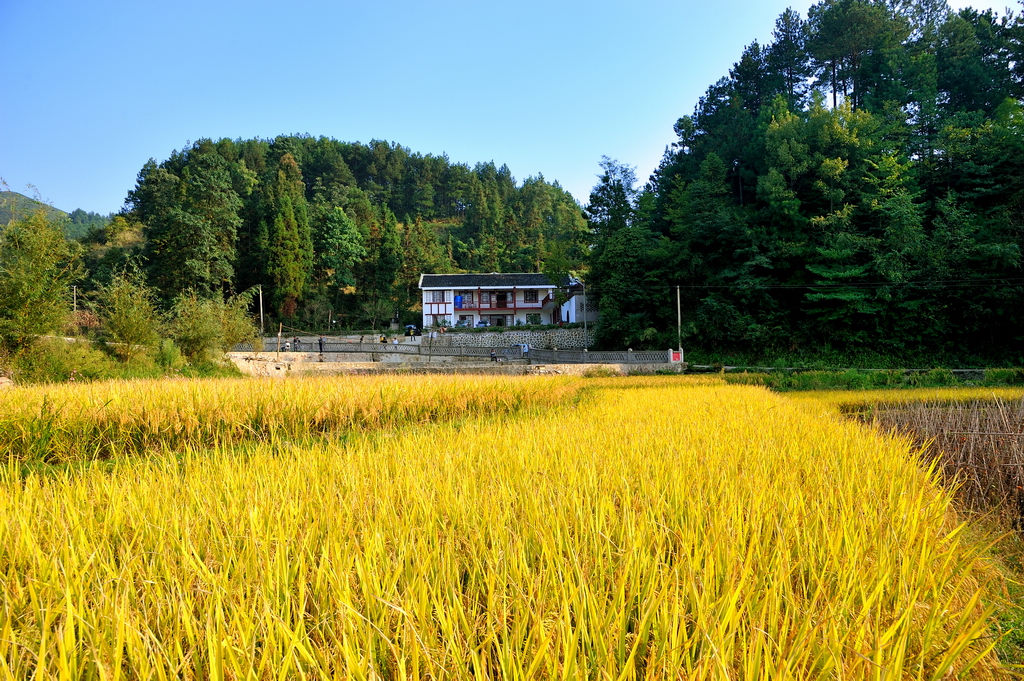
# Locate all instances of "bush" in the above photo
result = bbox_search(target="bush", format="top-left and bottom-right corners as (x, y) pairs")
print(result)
(95, 270), (163, 361)
(0, 212), (79, 349)
(582, 366), (622, 378)
(7, 338), (122, 383)
(168, 291), (258, 361)
(918, 368), (957, 387)
(984, 368), (1024, 386)
(720, 368), (975, 392)
(155, 339), (185, 371)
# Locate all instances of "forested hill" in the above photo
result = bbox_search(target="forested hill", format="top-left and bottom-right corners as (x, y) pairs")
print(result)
(587, 1), (1024, 364)
(0, 191), (64, 226)
(1, 191), (110, 240)
(110, 136), (586, 327)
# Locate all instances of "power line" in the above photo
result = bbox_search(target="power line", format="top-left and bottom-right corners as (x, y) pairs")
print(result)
(676, 276), (1024, 291)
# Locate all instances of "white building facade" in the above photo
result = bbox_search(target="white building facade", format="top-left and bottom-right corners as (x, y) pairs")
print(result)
(419, 273), (560, 328)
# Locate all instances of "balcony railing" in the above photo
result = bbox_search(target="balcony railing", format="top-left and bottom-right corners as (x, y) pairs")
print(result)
(453, 301), (544, 311)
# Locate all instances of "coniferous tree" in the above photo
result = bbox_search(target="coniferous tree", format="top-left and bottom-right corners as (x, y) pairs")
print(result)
(261, 153), (312, 317)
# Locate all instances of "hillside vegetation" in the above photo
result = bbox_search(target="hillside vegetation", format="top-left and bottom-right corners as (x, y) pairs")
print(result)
(112, 137), (587, 330)
(586, 2), (1024, 364)
(1, 191), (108, 240)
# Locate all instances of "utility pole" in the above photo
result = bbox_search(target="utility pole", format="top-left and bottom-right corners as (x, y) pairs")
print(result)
(258, 285), (265, 335)
(582, 280), (588, 348)
(676, 285), (683, 362)
(72, 285), (77, 314)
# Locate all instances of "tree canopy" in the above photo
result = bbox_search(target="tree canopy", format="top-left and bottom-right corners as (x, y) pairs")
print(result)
(586, 1), (1024, 363)
(122, 136), (587, 329)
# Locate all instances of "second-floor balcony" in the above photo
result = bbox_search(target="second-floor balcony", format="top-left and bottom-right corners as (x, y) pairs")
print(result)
(452, 290), (547, 312)
(454, 300), (544, 311)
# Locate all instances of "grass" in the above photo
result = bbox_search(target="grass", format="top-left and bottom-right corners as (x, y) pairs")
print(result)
(719, 368), (1024, 392)
(0, 376), (1014, 677)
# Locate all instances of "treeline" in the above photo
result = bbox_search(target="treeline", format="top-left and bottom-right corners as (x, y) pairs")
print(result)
(92, 136), (586, 331)
(0, 212), (256, 382)
(0, 138), (585, 381)
(587, 0), (1024, 363)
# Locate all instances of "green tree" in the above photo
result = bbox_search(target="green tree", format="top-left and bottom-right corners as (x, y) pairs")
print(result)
(95, 269), (163, 361)
(261, 153), (312, 317)
(767, 8), (812, 109)
(313, 206), (366, 290)
(132, 148), (243, 301)
(585, 157), (637, 248)
(0, 212), (79, 349)
(168, 290), (258, 360)
(355, 206), (403, 326)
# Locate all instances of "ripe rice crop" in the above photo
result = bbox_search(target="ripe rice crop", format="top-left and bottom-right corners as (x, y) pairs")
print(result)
(791, 386), (1024, 410)
(0, 375), (582, 465)
(0, 377), (1009, 678)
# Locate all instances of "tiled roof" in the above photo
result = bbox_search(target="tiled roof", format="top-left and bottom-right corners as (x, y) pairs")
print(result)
(419, 273), (554, 289)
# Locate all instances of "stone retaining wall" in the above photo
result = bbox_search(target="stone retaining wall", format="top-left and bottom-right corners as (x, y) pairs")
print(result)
(428, 328), (595, 349)
(227, 352), (679, 378)
(228, 351), (526, 376)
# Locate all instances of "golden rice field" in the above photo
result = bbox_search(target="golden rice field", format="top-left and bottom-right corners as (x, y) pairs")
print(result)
(790, 385), (1024, 410)
(0, 375), (1018, 679)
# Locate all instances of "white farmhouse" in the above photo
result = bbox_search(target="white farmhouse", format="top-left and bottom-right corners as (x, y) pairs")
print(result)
(419, 273), (561, 328)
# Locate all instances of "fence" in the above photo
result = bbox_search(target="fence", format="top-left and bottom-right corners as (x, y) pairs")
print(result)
(232, 340), (674, 364)
(232, 340), (524, 361)
(528, 349), (671, 364)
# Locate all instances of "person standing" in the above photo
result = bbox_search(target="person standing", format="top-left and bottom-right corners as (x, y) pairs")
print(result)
(318, 335), (325, 353)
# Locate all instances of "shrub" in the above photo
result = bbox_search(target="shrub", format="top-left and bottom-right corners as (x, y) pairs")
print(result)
(7, 338), (119, 383)
(0, 212), (80, 350)
(168, 291), (258, 361)
(155, 339), (185, 371)
(94, 270), (163, 361)
(984, 368), (1024, 386)
(582, 366), (622, 378)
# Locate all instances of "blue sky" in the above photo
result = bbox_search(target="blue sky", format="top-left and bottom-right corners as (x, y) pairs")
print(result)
(0, 0), (1012, 214)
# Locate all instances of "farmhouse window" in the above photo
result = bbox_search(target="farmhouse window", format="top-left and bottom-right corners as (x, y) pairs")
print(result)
(431, 291), (446, 303)
(524, 290), (538, 303)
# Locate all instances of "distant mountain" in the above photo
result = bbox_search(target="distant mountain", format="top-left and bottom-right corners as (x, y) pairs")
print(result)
(0, 191), (109, 239)
(0, 191), (66, 225)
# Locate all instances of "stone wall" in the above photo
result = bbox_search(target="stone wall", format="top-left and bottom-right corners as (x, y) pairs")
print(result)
(226, 352), (678, 378)
(428, 328), (595, 349)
